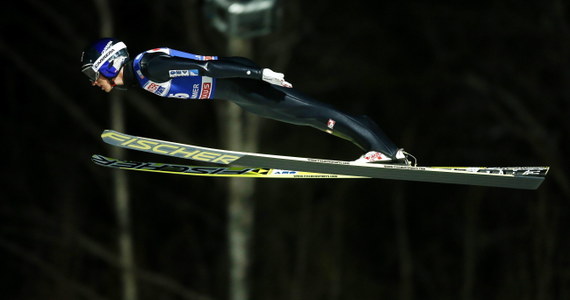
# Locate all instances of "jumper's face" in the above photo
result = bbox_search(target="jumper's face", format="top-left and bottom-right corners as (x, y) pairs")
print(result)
(91, 75), (114, 92)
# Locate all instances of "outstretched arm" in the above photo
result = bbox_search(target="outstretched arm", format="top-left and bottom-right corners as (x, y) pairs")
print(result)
(145, 54), (292, 87)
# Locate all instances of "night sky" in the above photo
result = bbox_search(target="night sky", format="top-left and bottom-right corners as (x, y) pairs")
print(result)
(1, 1), (569, 299)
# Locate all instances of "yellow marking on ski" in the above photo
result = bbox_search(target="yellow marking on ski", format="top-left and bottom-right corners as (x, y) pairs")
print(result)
(102, 131), (241, 164)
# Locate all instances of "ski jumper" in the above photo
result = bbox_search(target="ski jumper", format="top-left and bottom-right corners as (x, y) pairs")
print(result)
(123, 48), (399, 157)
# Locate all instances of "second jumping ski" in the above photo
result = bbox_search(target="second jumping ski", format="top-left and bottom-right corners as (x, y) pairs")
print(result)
(98, 130), (549, 190)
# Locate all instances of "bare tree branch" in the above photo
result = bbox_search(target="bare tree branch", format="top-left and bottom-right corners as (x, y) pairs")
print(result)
(2, 208), (216, 300)
(74, 232), (215, 300)
(0, 40), (100, 137)
(92, 0), (114, 38)
(0, 237), (110, 300)
(27, 0), (87, 50)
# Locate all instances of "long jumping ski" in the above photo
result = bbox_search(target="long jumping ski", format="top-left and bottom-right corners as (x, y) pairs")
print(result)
(99, 130), (549, 190)
(92, 154), (364, 179)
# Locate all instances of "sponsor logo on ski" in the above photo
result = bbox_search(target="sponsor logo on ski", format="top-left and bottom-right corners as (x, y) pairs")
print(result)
(102, 131), (241, 164)
(448, 167), (547, 176)
(273, 170), (298, 175)
(307, 158), (350, 165)
(93, 155), (254, 175)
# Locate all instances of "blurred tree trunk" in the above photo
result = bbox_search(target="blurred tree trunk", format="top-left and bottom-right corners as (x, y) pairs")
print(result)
(462, 188), (482, 300)
(219, 37), (259, 300)
(93, 0), (137, 300)
(392, 118), (418, 300)
(532, 192), (557, 300)
(109, 94), (137, 300)
(392, 183), (413, 300)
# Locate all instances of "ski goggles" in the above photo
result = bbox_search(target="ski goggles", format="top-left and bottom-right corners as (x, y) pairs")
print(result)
(81, 64), (99, 82)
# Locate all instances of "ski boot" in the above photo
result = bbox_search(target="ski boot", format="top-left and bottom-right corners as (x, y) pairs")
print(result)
(354, 149), (417, 166)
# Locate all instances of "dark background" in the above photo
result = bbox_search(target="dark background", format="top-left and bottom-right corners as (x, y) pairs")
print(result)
(1, 0), (569, 299)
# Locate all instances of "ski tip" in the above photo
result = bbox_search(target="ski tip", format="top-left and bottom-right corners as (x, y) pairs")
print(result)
(101, 129), (114, 136)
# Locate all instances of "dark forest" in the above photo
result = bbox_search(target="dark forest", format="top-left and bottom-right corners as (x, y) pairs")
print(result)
(1, 1), (569, 300)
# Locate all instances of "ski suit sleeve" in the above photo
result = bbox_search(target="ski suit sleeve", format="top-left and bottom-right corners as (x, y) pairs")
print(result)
(143, 54), (292, 87)
(144, 54), (262, 82)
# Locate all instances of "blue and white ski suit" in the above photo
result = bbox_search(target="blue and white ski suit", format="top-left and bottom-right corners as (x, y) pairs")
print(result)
(124, 48), (399, 157)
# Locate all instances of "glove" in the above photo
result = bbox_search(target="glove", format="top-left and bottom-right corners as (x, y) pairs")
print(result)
(262, 68), (293, 88)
